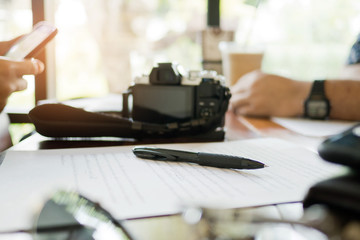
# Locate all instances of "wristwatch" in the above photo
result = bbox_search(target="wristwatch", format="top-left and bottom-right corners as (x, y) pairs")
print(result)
(304, 80), (331, 119)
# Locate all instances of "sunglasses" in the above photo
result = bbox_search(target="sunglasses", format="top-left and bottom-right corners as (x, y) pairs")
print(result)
(1, 190), (134, 240)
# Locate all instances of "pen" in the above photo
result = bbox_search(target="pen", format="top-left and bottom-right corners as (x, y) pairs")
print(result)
(132, 147), (266, 170)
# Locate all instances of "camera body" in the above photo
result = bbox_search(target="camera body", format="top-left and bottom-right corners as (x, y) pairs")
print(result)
(123, 63), (231, 137)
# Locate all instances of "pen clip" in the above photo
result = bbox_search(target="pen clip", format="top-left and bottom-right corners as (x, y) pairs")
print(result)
(133, 148), (177, 161)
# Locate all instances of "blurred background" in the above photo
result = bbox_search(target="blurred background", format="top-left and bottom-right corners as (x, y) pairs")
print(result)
(1, 0), (360, 143)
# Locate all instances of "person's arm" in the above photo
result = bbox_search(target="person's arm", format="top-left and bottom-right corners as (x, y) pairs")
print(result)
(325, 80), (360, 121)
(230, 70), (360, 121)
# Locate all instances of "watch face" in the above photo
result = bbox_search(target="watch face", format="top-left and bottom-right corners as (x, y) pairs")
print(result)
(307, 100), (328, 118)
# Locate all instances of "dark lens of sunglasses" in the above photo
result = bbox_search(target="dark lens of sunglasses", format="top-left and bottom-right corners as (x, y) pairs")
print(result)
(33, 190), (133, 240)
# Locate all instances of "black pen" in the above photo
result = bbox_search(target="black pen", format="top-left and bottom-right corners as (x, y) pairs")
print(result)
(132, 147), (266, 170)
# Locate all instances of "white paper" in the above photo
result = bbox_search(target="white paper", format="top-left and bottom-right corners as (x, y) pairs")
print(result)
(0, 138), (344, 231)
(272, 117), (358, 137)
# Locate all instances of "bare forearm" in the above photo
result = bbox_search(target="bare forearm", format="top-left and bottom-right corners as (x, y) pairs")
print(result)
(230, 70), (360, 120)
(325, 80), (360, 121)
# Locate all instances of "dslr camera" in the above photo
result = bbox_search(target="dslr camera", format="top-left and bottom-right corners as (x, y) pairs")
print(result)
(122, 63), (231, 139)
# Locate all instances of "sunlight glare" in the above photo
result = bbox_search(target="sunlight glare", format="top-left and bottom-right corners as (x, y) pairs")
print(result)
(55, 0), (87, 28)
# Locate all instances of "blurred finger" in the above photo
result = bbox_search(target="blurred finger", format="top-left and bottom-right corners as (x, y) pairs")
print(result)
(9, 58), (44, 76)
(234, 105), (252, 116)
(230, 92), (249, 106)
(31, 58), (45, 74)
(234, 104), (266, 117)
(230, 85), (246, 95)
(14, 78), (28, 91)
(230, 81), (247, 93)
(230, 70), (262, 92)
(229, 94), (250, 112)
(4, 78), (27, 94)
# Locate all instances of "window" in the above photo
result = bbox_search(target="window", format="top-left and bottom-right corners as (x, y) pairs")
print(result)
(254, 0), (360, 80)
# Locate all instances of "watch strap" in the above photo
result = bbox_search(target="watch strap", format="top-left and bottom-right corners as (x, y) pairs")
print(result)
(309, 80), (326, 97)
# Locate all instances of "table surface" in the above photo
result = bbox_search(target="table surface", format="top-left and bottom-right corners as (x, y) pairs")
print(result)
(8, 111), (327, 240)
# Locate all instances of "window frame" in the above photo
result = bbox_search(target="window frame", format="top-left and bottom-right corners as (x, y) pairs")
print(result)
(8, 0), (47, 123)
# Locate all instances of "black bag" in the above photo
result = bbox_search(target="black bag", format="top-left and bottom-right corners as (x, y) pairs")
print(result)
(303, 171), (360, 217)
(303, 124), (360, 218)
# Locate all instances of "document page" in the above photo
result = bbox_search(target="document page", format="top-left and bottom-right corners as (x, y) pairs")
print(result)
(0, 138), (343, 231)
(272, 117), (358, 137)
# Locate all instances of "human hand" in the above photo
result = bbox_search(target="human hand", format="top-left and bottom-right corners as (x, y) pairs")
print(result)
(0, 36), (23, 56)
(0, 57), (44, 112)
(229, 70), (311, 118)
